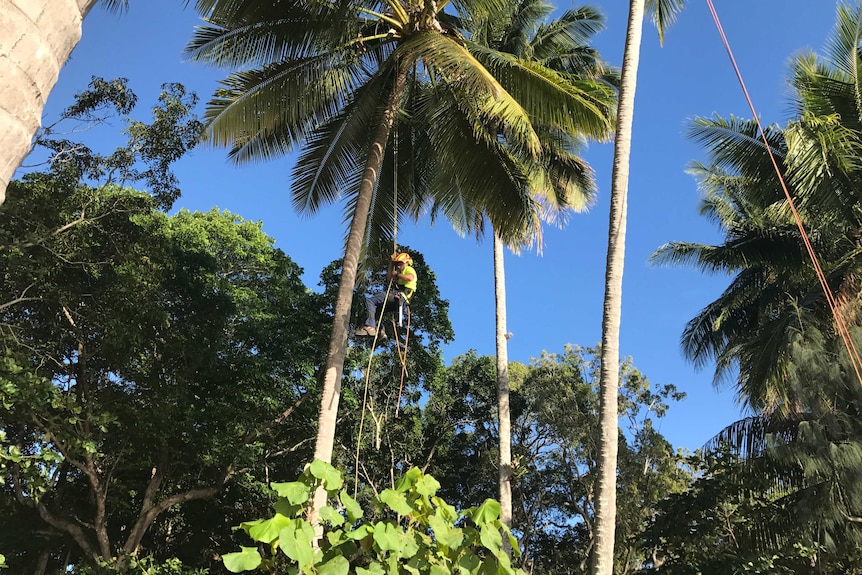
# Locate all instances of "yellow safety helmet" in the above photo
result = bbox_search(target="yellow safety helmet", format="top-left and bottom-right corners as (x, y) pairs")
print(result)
(393, 252), (413, 266)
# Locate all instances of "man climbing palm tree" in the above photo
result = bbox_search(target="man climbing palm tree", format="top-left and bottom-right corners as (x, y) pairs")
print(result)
(356, 252), (417, 338)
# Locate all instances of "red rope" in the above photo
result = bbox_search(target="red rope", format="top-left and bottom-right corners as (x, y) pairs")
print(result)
(705, 0), (862, 389)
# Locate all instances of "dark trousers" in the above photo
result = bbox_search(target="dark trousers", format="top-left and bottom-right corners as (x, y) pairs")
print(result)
(365, 291), (401, 327)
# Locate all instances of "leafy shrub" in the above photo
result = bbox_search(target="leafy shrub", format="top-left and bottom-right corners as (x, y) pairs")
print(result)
(223, 460), (522, 575)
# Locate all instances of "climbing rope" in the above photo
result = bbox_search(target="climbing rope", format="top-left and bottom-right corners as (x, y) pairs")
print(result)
(353, 125), (412, 494)
(706, 0), (862, 389)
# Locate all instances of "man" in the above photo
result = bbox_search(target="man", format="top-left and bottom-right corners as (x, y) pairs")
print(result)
(355, 252), (417, 338)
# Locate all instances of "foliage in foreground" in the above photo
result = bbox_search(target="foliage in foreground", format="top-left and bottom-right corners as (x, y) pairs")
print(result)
(223, 461), (522, 575)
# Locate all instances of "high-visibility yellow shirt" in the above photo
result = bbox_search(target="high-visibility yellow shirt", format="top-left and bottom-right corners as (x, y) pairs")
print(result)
(398, 265), (417, 299)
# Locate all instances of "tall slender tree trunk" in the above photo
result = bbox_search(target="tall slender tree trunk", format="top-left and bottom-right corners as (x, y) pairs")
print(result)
(593, 1), (645, 574)
(494, 233), (513, 552)
(0, 0), (98, 204)
(310, 65), (407, 524)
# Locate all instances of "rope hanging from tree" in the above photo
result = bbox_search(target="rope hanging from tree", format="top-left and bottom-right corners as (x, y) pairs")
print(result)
(706, 0), (862, 388)
(353, 125), (412, 494)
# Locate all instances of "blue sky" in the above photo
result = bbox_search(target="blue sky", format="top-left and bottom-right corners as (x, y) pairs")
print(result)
(29, 0), (839, 451)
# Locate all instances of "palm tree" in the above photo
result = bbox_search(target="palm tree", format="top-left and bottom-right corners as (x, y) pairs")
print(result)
(650, 4), (862, 565)
(650, 115), (807, 409)
(652, 2), (862, 412)
(0, 0), (128, 204)
(465, 0), (616, 543)
(186, 0), (615, 522)
(594, 1), (683, 573)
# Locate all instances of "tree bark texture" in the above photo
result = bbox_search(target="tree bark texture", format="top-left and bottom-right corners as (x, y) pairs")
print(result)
(494, 234), (513, 552)
(310, 63), (408, 523)
(593, 0), (645, 574)
(0, 0), (97, 204)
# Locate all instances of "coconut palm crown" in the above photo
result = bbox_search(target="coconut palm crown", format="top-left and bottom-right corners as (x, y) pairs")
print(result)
(185, 0), (616, 514)
(186, 0), (615, 249)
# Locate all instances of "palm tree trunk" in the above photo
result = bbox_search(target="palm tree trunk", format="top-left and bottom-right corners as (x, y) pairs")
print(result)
(0, 0), (97, 204)
(494, 233), (513, 551)
(310, 65), (407, 524)
(593, 0), (645, 574)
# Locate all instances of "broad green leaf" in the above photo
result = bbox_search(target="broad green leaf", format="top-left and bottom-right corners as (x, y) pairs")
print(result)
(401, 531), (420, 558)
(320, 504), (346, 527)
(469, 499), (501, 525)
(223, 547), (262, 573)
(380, 489), (413, 516)
(272, 481), (311, 505)
(248, 513), (292, 543)
(318, 555), (350, 575)
(373, 521), (403, 552)
(415, 474), (441, 497)
(457, 551), (482, 575)
(340, 489), (364, 521)
(479, 557), (497, 575)
(387, 555), (400, 575)
(238, 518), (265, 534)
(357, 562), (386, 575)
(429, 514), (464, 548)
(274, 497), (301, 517)
(394, 467), (422, 492)
(430, 563), (450, 575)
(506, 532), (520, 557)
(346, 523), (374, 540)
(310, 459), (344, 491)
(432, 497), (458, 522)
(479, 525), (503, 554)
(279, 520), (315, 568)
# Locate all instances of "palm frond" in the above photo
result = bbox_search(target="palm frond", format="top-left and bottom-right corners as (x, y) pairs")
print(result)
(202, 54), (367, 161)
(98, 0), (129, 13)
(530, 7), (605, 64)
(645, 0), (684, 45)
(291, 62), (398, 215)
(469, 43), (615, 142)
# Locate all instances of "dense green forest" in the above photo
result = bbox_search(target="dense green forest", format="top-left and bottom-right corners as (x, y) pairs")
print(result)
(4, 1), (862, 574)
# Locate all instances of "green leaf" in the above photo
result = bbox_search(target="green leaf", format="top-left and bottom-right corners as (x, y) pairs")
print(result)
(469, 499), (501, 525)
(248, 513), (292, 544)
(387, 555), (400, 575)
(356, 562), (386, 575)
(479, 525), (503, 554)
(223, 547), (262, 573)
(432, 497), (458, 522)
(340, 489), (364, 521)
(278, 519), (315, 568)
(274, 497), (301, 517)
(506, 531), (520, 557)
(457, 551), (482, 575)
(318, 555), (350, 575)
(394, 467), (422, 492)
(373, 521), (403, 551)
(415, 474), (441, 497)
(346, 524), (374, 540)
(430, 563), (450, 575)
(429, 514), (464, 548)
(310, 459), (344, 491)
(479, 557), (497, 575)
(380, 489), (414, 516)
(320, 504), (346, 527)
(272, 481), (311, 505)
(401, 532), (420, 559)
